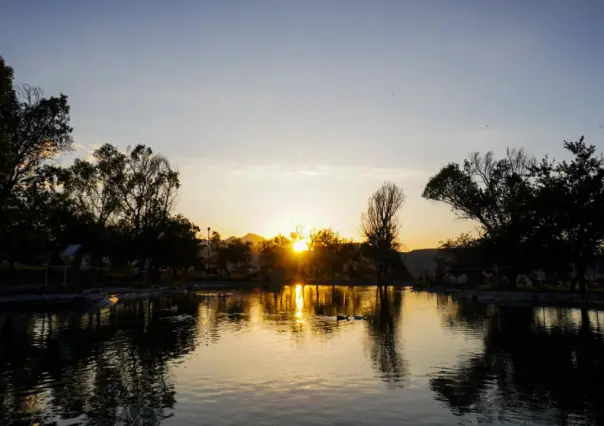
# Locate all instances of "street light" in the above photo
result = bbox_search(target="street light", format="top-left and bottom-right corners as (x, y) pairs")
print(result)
(207, 227), (211, 260)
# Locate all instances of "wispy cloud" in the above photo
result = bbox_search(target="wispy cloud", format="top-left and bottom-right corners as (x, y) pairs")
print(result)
(186, 160), (428, 181)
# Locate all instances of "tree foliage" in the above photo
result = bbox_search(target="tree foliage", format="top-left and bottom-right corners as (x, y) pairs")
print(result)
(309, 227), (343, 280)
(361, 181), (405, 283)
(423, 136), (604, 292)
(0, 82), (73, 214)
(0, 57), (201, 277)
(214, 238), (253, 277)
(259, 234), (292, 274)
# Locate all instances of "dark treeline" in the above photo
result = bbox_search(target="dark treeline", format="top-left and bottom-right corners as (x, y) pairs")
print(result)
(0, 57), (201, 284)
(0, 56), (410, 287)
(424, 137), (604, 293)
(6, 51), (602, 291)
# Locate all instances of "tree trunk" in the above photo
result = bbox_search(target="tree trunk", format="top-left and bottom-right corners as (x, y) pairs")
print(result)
(577, 263), (587, 294)
(569, 278), (577, 293)
(376, 261), (385, 285)
(504, 266), (518, 291)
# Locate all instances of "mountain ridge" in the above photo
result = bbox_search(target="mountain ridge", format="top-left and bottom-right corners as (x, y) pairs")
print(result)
(225, 233), (266, 245)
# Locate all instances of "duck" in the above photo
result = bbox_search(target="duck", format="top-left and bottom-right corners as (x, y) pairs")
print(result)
(336, 315), (349, 321)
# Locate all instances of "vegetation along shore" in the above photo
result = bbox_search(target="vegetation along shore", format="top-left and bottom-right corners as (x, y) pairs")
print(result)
(3, 54), (604, 302)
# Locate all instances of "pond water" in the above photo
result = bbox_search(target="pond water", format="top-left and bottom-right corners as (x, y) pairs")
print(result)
(1, 285), (603, 425)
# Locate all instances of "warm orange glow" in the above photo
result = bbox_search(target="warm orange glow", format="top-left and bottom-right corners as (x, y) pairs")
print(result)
(294, 284), (304, 323)
(292, 240), (309, 252)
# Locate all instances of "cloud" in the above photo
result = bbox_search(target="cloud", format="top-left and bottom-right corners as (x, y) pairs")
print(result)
(299, 170), (320, 176)
(174, 158), (429, 185)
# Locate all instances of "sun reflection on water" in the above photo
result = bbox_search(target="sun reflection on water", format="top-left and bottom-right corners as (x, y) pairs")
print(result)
(295, 284), (304, 323)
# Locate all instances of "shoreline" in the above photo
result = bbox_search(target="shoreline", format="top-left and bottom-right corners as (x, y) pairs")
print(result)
(0, 280), (414, 307)
(3, 281), (604, 310)
(411, 285), (604, 309)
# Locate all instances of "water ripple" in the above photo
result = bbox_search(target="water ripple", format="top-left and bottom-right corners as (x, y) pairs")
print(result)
(1, 286), (603, 425)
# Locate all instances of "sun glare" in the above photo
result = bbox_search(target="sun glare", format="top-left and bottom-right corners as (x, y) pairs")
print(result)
(295, 284), (304, 323)
(293, 240), (309, 252)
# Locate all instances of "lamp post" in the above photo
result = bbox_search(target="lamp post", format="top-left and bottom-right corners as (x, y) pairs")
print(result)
(207, 227), (211, 266)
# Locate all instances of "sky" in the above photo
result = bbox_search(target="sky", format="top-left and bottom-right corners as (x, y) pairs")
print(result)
(2, 0), (604, 249)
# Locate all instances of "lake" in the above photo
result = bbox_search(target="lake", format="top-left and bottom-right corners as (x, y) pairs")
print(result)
(1, 285), (603, 425)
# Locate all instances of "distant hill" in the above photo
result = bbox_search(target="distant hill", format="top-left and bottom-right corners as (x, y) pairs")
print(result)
(225, 233), (266, 246)
(401, 248), (444, 278)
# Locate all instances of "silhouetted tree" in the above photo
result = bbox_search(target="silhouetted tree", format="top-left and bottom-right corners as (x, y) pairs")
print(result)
(309, 227), (343, 280)
(424, 137), (604, 293)
(423, 149), (536, 288)
(215, 238), (252, 278)
(0, 58), (201, 285)
(361, 181), (405, 283)
(0, 82), (72, 214)
(100, 144), (179, 266)
(61, 153), (121, 265)
(0, 57), (73, 267)
(154, 214), (201, 271)
(258, 234), (292, 278)
(531, 136), (604, 292)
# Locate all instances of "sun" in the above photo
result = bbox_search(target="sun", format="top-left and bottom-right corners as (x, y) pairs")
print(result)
(292, 240), (309, 252)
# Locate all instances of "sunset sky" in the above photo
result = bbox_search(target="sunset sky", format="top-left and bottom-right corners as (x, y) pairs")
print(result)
(2, 1), (604, 249)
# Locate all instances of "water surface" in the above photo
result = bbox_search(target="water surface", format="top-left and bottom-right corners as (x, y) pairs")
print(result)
(1, 285), (603, 425)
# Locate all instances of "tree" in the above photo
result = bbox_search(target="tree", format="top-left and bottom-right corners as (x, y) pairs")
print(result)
(210, 230), (222, 248)
(0, 82), (73, 215)
(338, 240), (365, 279)
(63, 156), (120, 227)
(361, 181), (405, 283)
(436, 232), (489, 285)
(290, 224), (305, 245)
(61, 154), (121, 265)
(93, 144), (180, 267)
(423, 149), (537, 288)
(0, 57), (73, 267)
(423, 149), (535, 235)
(531, 137), (604, 292)
(0, 57), (14, 160)
(154, 215), (201, 270)
(215, 238), (252, 278)
(0, 57), (207, 284)
(309, 227), (343, 280)
(258, 234), (292, 277)
(0, 58), (73, 268)
(424, 137), (604, 293)
(225, 239), (252, 266)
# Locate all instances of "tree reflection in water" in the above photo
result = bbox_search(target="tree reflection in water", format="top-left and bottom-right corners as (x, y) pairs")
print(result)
(0, 286), (411, 425)
(365, 286), (407, 388)
(0, 296), (201, 425)
(431, 299), (604, 424)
